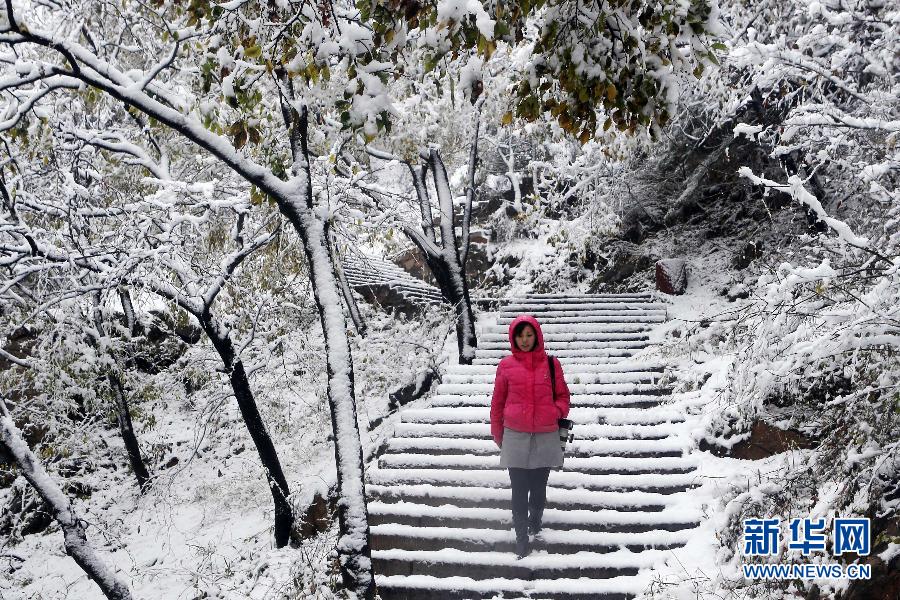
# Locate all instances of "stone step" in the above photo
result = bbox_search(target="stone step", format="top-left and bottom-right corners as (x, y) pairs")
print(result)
(497, 311), (666, 322)
(473, 355), (639, 366)
(428, 392), (669, 408)
(370, 523), (692, 554)
(393, 422), (685, 441)
(383, 437), (690, 459)
(399, 407), (687, 426)
(368, 501), (701, 534)
(443, 362), (665, 375)
(479, 341), (651, 352)
(344, 270), (437, 287)
(353, 286), (443, 301)
(378, 453), (694, 474)
(433, 382), (668, 396)
(367, 467), (698, 494)
(475, 348), (644, 360)
(374, 573), (644, 600)
(599, 406), (690, 425)
(366, 483), (688, 511)
(479, 332), (650, 344)
(372, 547), (668, 580)
(480, 323), (653, 335)
(502, 302), (668, 312)
(479, 344), (652, 354)
(428, 393), (667, 409)
(442, 371), (663, 385)
(520, 293), (654, 300)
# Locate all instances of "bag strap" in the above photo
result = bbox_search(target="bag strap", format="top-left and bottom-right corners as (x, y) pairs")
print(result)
(547, 355), (556, 402)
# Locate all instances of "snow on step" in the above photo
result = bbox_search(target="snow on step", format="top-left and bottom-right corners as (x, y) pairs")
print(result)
(393, 422), (686, 440)
(502, 301), (667, 312)
(480, 341), (650, 353)
(383, 437), (691, 458)
(367, 483), (689, 511)
(505, 292), (653, 299)
(367, 467), (698, 494)
(375, 573), (648, 600)
(370, 523), (693, 552)
(443, 371), (662, 385)
(434, 382), (665, 396)
(399, 406), (687, 426)
(497, 314), (666, 324)
(368, 501), (701, 532)
(473, 355), (642, 366)
(379, 453), (695, 475)
(444, 362), (664, 375)
(481, 331), (649, 344)
(429, 393), (666, 409)
(475, 348), (644, 360)
(479, 338), (650, 350)
(372, 547), (669, 578)
(482, 323), (652, 335)
(505, 297), (655, 306)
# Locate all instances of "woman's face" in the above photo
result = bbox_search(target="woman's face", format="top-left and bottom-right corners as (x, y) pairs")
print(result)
(514, 324), (537, 352)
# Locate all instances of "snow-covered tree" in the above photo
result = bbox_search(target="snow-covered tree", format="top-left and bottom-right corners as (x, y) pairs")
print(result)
(0, 0), (387, 593)
(371, 0), (722, 140)
(0, 397), (135, 600)
(0, 135), (302, 549)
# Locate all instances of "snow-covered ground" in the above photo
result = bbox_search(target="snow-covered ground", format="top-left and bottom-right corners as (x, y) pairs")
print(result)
(1, 306), (452, 600)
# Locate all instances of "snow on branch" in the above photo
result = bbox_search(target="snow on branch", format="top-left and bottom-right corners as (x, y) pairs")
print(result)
(0, 404), (135, 600)
(738, 166), (869, 248)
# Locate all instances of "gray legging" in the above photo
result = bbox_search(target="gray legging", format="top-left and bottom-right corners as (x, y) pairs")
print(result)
(508, 467), (551, 528)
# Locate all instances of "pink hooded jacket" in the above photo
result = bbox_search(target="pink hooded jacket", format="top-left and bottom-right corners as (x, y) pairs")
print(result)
(490, 314), (571, 446)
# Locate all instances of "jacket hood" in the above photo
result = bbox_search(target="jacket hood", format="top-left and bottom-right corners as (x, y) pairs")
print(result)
(508, 314), (546, 357)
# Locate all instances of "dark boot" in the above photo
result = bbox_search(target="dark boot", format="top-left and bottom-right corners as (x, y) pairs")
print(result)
(509, 468), (531, 557)
(528, 505), (544, 536)
(514, 516), (530, 558)
(528, 467), (550, 536)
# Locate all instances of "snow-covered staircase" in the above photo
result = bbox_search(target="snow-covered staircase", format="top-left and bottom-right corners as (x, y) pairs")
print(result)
(368, 293), (701, 599)
(342, 252), (445, 307)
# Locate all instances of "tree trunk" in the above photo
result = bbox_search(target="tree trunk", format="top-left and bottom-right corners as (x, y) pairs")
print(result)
(201, 317), (293, 548)
(0, 409), (134, 600)
(298, 227), (374, 598)
(117, 288), (138, 337)
(327, 223), (367, 337)
(272, 109), (373, 598)
(107, 373), (150, 491)
(423, 253), (477, 365)
(427, 149), (478, 364)
(335, 261), (367, 337)
(92, 293), (150, 493)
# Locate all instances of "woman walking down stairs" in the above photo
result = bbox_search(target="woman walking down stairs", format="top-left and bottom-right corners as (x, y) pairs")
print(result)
(366, 294), (702, 600)
(491, 314), (572, 559)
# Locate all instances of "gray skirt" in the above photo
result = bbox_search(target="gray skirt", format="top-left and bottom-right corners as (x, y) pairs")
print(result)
(499, 427), (564, 469)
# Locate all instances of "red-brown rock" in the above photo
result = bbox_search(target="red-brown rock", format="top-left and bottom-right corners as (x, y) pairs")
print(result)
(656, 258), (688, 295)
